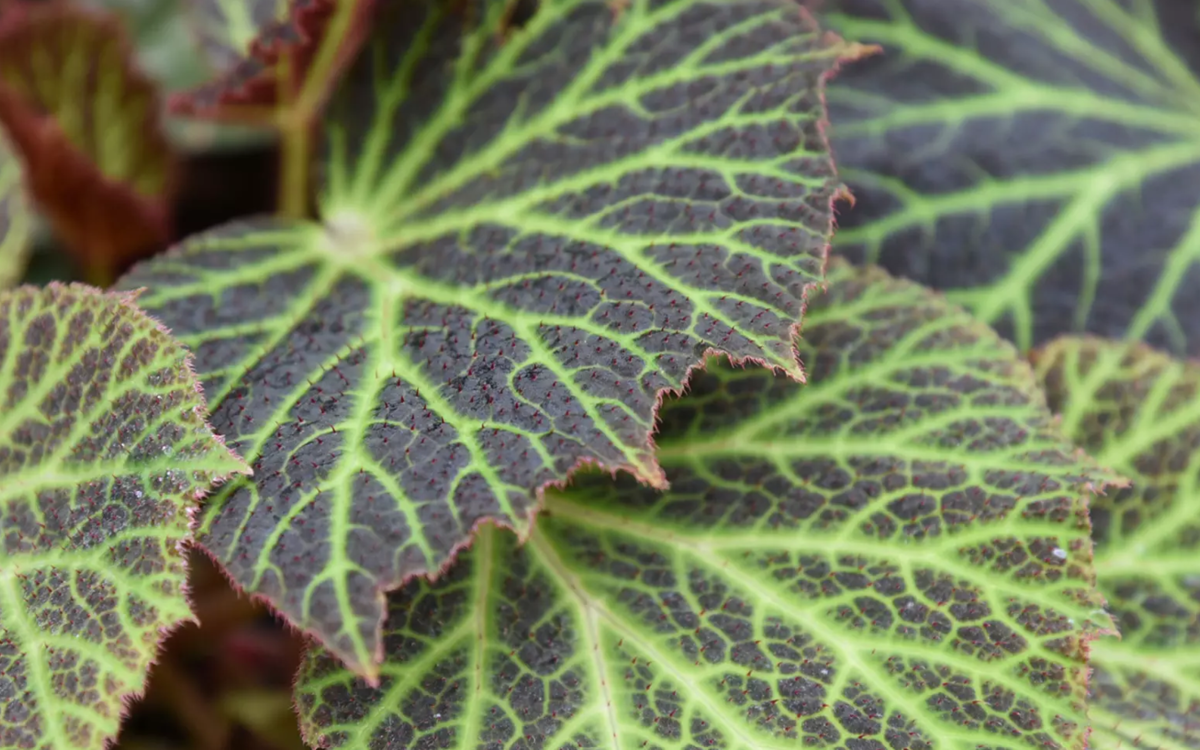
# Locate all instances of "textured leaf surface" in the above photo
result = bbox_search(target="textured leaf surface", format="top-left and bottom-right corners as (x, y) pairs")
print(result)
(294, 261), (1117, 750)
(0, 2), (176, 284)
(0, 130), (30, 289)
(0, 284), (248, 750)
(121, 0), (848, 676)
(1033, 338), (1200, 750)
(820, 0), (1200, 356)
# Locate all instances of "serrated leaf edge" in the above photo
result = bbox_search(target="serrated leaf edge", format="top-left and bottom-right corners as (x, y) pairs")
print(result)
(1, 281), (251, 750)
(141, 3), (874, 682)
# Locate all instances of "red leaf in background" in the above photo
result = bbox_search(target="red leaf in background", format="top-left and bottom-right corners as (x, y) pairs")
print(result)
(0, 1), (177, 286)
(172, 0), (375, 124)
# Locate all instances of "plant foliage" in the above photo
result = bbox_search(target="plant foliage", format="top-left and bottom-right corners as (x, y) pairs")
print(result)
(293, 261), (1119, 750)
(1034, 337), (1200, 750)
(6, 0), (1199, 748)
(818, 0), (1200, 355)
(0, 130), (29, 289)
(0, 0), (176, 285)
(121, 0), (851, 678)
(190, 0), (295, 74)
(173, 0), (371, 120)
(0, 283), (248, 750)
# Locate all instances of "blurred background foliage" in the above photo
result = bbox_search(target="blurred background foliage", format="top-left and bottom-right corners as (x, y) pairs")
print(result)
(12, 0), (278, 288)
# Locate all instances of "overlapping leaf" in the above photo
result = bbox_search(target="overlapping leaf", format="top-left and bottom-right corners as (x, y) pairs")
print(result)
(0, 130), (30, 289)
(294, 261), (1118, 750)
(0, 284), (248, 750)
(0, 1), (176, 285)
(1033, 338), (1200, 750)
(818, 0), (1200, 356)
(120, 0), (850, 676)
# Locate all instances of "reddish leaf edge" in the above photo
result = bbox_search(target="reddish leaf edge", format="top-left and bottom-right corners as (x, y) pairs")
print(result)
(3, 282), (251, 750)
(169, 0), (375, 125)
(1026, 334), (1160, 750)
(0, 3), (179, 286)
(161, 6), (874, 683)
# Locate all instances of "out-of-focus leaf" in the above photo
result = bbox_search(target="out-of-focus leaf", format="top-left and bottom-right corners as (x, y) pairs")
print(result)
(0, 128), (31, 288)
(1033, 337), (1200, 750)
(820, 0), (1200, 357)
(0, 283), (249, 750)
(81, 0), (210, 93)
(171, 0), (373, 123)
(190, 0), (294, 74)
(0, 1), (177, 285)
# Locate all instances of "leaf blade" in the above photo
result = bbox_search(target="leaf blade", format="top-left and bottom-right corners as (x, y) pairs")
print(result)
(1032, 337), (1200, 750)
(295, 260), (1117, 750)
(820, 0), (1200, 356)
(122, 0), (849, 676)
(0, 283), (248, 750)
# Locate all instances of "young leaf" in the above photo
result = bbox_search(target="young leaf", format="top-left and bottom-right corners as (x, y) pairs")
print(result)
(295, 261), (1118, 750)
(120, 0), (852, 677)
(0, 129), (31, 288)
(0, 1), (177, 286)
(1032, 338), (1200, 750)
(818, 0), (1200, 356)
(0, 283), (248, 750)
(190, 0), (294, 74)
(172, 0), (372, 120)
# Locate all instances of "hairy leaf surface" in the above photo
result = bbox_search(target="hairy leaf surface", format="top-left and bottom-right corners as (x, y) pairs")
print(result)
(820, 0), (1200, 355)
(294, 261), (1118, 750)
(0, 2), (176, 285)
(122, 0), (849, 676)
(0, 284), (248, 750)
(0, 130), (30, 289)
(1033, 338), (1200, 750)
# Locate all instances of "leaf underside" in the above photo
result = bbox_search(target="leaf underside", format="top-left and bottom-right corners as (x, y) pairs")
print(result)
(121, 0), (847, 676)
(0, 2), (175, 283)
(0, 284), (247, 750)
(820, 0), (1200, 356)
(1033, 338), (1200, 750)
(0, 130), (30, 289)
(294, 260), (1117, 750)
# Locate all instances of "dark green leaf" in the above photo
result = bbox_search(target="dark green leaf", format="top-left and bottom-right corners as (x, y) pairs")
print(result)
(294, 261), (1118, 750)
(122, 0), (849, 676)
(821, 0), (1200, 356)
(0, 283), (248, 750)
(1033, 337), (1200, 750)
